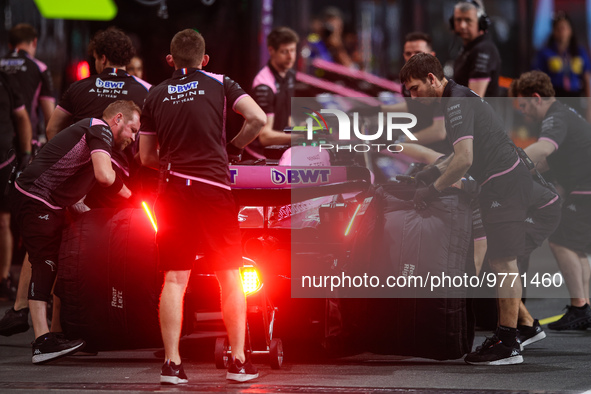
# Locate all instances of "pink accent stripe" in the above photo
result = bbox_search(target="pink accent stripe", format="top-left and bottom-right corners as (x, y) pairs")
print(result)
(91, 118), (107, 127)
(56, 105), (72, 116)
(295, 72), (381, 106)
(200, 70), (224, 84)
(433, 116), (445, 121)
(252, 66), (277, 94)
(139, 130), (156, 135)
(39, 96), (55, 102)
(169, 171), (231, 191)
(131, 75), (152, 91)
(312, 59), (402, 93)
(91, 149), (111, 158)
(0, 154), (16, 170)
(244, 146), (265, 160)
(27, 53), (48, 73)
(539, 137), (559, 151)
(474, 236), (487, 242)
(538, 195), (559, 209)
(481, 157), (520, 186)
(453, 135), (473, 145)
(13, 105), (25, 113)
(111, 158), (130, 177)
(15, 183), (62, 210)
(571, 191), (591, 195)
(232, 94), (249, 112)
(469, 77), (491, 83)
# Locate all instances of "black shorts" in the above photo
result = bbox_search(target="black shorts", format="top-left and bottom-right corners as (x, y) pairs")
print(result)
(12, 192), (67, 302)
(479, 163), (533, 260)
(523, 195), (561, 257)
(549, 193), (591, 252)
(155, 181), (242, 272)
(0, 156), (15, 212)
(471, 200), (486, 241)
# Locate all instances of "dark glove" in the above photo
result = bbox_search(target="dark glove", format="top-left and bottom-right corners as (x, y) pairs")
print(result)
(17, 152), (32, 174)
(226, 142), (243, 164)
(395, 174), (416, 184)
(413, 183), (440, 211)
(414, 165), (441, 186)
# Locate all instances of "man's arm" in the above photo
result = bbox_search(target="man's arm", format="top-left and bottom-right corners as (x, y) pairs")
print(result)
(399, 142), (444, 164)
(433, 138), (473, 191)
(139, 134), (159, 170)
(404, 118), (446, 145)
(523, 139), (555, 173)
(468, 79), (490, 97)
(13, 107), (32, 155)
(230, 96), (266, 148)
(257, 114), (293, 146)
(91, 151), (131, 198)
(46, 107), (72, 140)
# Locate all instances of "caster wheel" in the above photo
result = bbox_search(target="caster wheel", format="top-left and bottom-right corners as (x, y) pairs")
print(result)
(214, 337), (230, 369)
(269, 338), (283, 369)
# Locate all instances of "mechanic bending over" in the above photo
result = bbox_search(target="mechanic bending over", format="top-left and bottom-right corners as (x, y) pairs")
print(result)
(399, 53), (534, 366)
(12, 100), (140, 364)
(511, 70), (591, 331)
(138, 29), (266, 385)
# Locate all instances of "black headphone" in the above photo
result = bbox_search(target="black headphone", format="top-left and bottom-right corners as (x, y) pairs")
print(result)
(449, 0), (491, 32)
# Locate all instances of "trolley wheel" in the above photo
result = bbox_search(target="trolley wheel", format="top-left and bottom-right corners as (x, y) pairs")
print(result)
(214, 337), (230, 369)
(269, 338), (283, 369)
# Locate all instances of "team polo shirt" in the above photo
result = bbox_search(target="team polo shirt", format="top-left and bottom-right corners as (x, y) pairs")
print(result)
(0, 49), (55, 136)
(453, 34), (501, 97)
(252, 63), (295, 131)
(16, 118), (114, 209)
(57, 68), (151, 176)
(0, 71), (25, 161)
(538, 101), (591, 192)
(140, 68), (249, 189)
(442, 80), (517, 184)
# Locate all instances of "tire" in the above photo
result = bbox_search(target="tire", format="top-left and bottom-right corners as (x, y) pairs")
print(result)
(269, 338), (283, 369)
(214, 337), (230, 369)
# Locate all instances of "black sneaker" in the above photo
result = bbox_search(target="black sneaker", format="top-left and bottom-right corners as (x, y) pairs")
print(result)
(548, 304), (591, 331)
(227, 357), (259, 382)
(465, 335), (523, 365)
(517, 319), (546, 347)
(0, 307), (30, 336)
(160, 360), (188, 385)
(31, 332), (85, 364)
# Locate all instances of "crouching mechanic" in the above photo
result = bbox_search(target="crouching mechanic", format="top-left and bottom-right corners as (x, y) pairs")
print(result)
(138, 29), (266, 384)
(12, 100), (140, 364)
(511, 70), (591, 330)
(399, 53), (533, 365)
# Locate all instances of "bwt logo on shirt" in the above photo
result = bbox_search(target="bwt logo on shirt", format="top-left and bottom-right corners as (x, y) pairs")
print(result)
(271, 168), (331, 185)
(96, 78), (125, 89)
(304, 108), (417, 153)
(168, 81), (199, 94)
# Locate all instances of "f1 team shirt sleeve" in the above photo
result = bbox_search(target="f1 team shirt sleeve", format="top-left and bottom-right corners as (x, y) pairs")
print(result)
(86, 122), (114, 157)
(467, 48), (496, 81)
(539, 112), (567, 150)
(224, 76), (249, 112)
(40, 68), (55, 100)
(6, 75), (25, 111)
(445, 98), (475, 146)
(139, 94), (157, 136)
(57, 85), (75, 115)
(252, 84), (275, 114)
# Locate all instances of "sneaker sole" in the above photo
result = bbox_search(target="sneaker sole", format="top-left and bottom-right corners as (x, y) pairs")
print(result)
(226, 372), (259, 382)
(32, 342), (85, 364)
(160, 375), (188, 385)
(521, 331), (546, 347)
(548, 318), (591, 330)
(465, 355), (523, 366)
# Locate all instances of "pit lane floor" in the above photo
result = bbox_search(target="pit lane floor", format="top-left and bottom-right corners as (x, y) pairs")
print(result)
(1, 244), (591, 393)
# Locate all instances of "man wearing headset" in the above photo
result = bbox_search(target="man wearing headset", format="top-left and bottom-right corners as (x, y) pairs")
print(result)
(451, 0), (501, 97)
